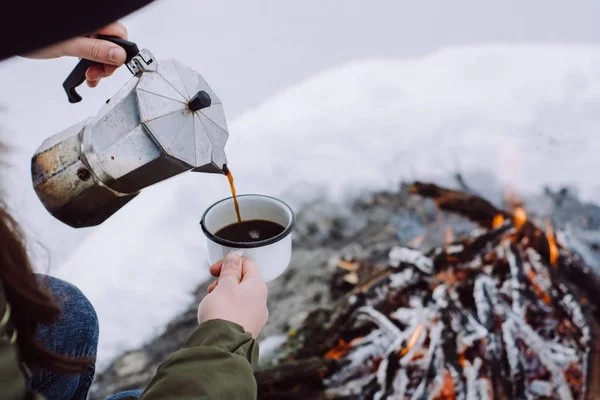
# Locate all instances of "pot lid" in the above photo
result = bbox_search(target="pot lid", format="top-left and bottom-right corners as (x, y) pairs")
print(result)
(136, 59), (228, 169)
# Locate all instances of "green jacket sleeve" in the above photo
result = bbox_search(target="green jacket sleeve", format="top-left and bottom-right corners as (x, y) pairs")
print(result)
(138, 319), (259, 400)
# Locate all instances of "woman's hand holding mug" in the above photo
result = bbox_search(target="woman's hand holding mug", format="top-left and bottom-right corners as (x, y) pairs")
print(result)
(197, 252), (269, 339)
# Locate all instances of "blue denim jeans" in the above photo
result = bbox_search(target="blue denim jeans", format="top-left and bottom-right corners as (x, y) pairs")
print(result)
(26, 275), (143, 400)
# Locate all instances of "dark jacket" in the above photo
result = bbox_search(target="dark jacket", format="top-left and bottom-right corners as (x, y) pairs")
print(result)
(0, 282), (259, 399)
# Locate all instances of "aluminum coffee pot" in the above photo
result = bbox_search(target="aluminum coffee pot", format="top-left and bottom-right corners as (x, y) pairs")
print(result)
(31, 36), (229, 228)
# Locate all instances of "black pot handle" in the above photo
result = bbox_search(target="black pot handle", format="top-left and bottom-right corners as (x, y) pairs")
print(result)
(63, 35), (139, 103)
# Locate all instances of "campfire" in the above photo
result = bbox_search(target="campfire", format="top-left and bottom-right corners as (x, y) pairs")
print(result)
(256, 183), (597, 400)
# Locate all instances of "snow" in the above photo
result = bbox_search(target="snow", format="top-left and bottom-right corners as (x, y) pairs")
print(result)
(6, 43), (600, 369)
(258, 334), (288, 363)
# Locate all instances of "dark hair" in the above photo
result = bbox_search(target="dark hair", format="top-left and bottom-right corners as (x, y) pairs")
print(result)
(0, 193), (93, 374)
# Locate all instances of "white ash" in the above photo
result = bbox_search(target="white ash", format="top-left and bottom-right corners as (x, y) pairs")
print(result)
(324, 329), (391, 388)
(356, 307), (402, 339)
(388, 246), (433, 274)
(529, 380), (554, 397)
(446, 244), (464, 254)
(325, 373), (377, 398)
(505, 241), (526, 317)
(388, 268), (420, 289)
(323, 227), (590, 399)
(373, 335), (405, 400)
(510, 316), (575, 400)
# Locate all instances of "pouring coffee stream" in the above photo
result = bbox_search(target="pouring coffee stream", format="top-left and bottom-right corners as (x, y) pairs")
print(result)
(223, 164), (242, 226)
(218, 166), (287, 243)
(31, 35), (286, 249)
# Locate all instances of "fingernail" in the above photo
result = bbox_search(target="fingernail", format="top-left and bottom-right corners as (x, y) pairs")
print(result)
(108, 47), (126, 63)
(224, 252), (241, 266)
(231, 249), (243, 257)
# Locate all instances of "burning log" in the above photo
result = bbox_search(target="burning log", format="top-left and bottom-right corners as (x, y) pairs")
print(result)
(256, 183), (595, 400)
(409, 182), (505, 228)
(411, 181), (600, 316)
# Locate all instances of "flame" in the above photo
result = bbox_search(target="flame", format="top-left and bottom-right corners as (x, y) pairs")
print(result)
(544, 218), (559, 267)
(408, 234), (425, 249)
(445, 226), (454, 245)
(504, 186), (527, 229)
(459, 353), (466, 368)
(504, 187), (523, 208)
(324, 337), (364, 360)
(399, 324), (423, 357)
(513, 207), (527, 230)
(325, 339), (350, 360)
(492, 214), (505, 228)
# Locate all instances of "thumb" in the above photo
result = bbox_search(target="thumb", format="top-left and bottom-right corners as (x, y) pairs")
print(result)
(219, 252), (243, 286)
(62, 37), (127, 65)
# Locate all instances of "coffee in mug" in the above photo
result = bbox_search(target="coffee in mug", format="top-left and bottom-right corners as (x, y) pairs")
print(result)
(200, 194), (295, 282)
(215, 219), (285, 243)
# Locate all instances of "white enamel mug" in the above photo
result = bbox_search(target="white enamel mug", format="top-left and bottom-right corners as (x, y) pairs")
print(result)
(200, 194), (295, 282)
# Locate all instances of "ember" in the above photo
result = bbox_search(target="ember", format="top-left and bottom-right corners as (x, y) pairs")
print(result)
(492, 214), (504, 229)
(398, 324), (423, 357)
(325, 339), (351, 360)
(256, 182), (595, 400)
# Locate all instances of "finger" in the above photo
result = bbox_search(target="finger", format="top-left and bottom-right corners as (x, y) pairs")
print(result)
(219, 252), (243, 286)
(241, 258), (263, 282)
(94, 22), (128, 40)
(61, 37), (127, 66)
(209, 259), (224, 277)
(86, 79), (99, 88)
(85, 64), (116, 82)
(103, 64), (119, 76)
(207, 280), (218, 294)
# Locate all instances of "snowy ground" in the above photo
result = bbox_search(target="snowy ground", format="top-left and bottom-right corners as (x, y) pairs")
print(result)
(4, 44), (600, 369)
